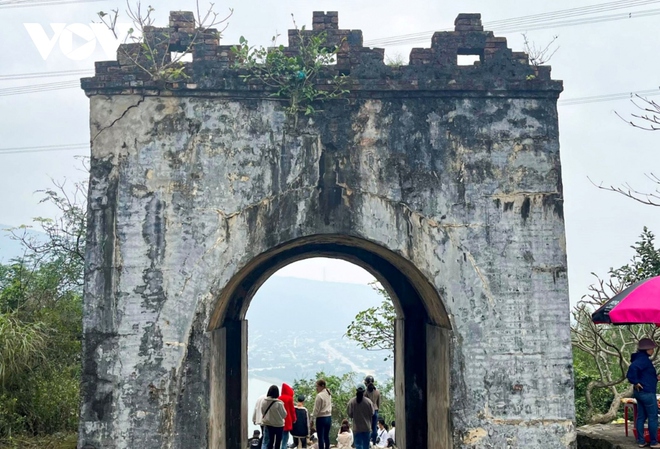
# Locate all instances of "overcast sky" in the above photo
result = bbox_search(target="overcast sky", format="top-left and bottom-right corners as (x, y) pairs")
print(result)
(1, 0), (659, 305)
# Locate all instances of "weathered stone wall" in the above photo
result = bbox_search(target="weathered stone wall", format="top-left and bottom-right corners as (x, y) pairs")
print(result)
(80, 11), (574, 449)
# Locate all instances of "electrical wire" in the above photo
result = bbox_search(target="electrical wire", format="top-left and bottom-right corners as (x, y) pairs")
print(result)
(0, 0), (105, 9)
(365, 0), (660, 46)
(1, 0), (657, 88)
(559, 88), (660, 105)
(0, 80), (80, 96)
(0, 143), (89, 155)
(0, 69), (93, 81)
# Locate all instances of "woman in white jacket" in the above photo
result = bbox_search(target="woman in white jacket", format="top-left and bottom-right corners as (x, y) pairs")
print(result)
(261, 385), (287, 449)
(337, 419), (353, 449)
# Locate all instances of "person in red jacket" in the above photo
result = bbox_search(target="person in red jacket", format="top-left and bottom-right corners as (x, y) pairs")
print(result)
(279, 383), (297, 449)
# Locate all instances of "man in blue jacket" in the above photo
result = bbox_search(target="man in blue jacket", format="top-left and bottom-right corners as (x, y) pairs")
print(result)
(627, 338), (660, 448)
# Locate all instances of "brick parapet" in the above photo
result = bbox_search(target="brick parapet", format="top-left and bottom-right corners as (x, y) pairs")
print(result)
(81, 11), (563, 98)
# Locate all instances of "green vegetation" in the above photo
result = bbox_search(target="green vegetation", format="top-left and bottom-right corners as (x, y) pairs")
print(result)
(293, 371), (394, 443)
(0, 181), (85, 444)
(345, 282), (395, 360)
(232, 18), (349, 123)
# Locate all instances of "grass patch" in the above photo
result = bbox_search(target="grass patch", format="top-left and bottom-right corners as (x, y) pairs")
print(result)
(0, 433), (76, 448)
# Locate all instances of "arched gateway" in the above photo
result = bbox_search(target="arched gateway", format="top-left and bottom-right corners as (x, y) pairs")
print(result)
(79, 11), (575, 449)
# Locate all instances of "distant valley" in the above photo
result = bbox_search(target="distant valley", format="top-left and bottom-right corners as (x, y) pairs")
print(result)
(247, 275), (393, 383)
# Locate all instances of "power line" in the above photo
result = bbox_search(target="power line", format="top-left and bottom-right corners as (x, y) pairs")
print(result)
(368, 9), (660, 46)
(487, 0), (660, 27)
(559, 88), (660, 105)
(0, 0), (105, 9)
(365, 0), (660, 46)
(0, 80), (80, 96)
(1, 1), (657, 87)
(0, 143), (88, 152)
(496, 8), (660, 32)
(0, 143), (88, 155)
(0, 69), (92, 81)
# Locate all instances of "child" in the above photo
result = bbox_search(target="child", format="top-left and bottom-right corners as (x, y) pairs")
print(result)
(337, 419), (353, 449)
(308, 434), (318, 449)
(291, 394), (310, 448)
(248, 429), (261, 448)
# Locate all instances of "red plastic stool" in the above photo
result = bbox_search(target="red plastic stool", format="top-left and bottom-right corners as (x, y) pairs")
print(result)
(623, 401), (637, 436)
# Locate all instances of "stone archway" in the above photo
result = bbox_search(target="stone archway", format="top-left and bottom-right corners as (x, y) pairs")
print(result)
(207, 235), (452, 449)
(79, 10), (575, 449)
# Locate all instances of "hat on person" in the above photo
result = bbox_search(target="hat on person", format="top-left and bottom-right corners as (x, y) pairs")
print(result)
(639, 338), (657, 350)
(356, 384), (366, 392)
(297, 394), (306, 402)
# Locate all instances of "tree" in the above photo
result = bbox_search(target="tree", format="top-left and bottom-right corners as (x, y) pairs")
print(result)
(617, 95), (660, 132)
(344, 282), (395, 360)
(571, 227), (660, 424)
(0, 178), (87, 440)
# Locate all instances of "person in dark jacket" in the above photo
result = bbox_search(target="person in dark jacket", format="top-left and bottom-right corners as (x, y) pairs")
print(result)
(291, 394), (310, 448)
(627, 338), (660, 448)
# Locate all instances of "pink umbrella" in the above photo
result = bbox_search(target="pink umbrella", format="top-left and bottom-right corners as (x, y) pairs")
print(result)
(592, 276), (660, 325)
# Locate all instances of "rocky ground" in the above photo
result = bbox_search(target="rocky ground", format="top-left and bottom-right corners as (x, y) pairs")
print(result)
(578, 423), (645, 448)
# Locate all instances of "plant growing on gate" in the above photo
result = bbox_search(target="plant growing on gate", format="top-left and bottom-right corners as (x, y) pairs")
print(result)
(231, 16), (349, 122)
(522, 33), (559, 80)
(97, 1), (232, 81)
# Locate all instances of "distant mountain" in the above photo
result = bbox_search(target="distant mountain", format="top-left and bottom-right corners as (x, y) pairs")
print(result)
(247, 275), (383, 332)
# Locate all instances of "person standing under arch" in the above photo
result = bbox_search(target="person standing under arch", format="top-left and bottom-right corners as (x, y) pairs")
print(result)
(291, 394), (310, 448)
(347, 384), (375, 449)
(262, 385), (287, 449)
(252, 393), (268, 449)
(312, 379), (332, 449)
(279, 383), (297, 449)
(364, 375), (381, 445)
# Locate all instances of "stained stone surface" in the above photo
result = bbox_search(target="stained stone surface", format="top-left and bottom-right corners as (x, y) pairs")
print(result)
(79, 11), (574, 449)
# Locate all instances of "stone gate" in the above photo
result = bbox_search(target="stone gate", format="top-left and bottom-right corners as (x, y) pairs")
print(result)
(79, 11), (575, 449)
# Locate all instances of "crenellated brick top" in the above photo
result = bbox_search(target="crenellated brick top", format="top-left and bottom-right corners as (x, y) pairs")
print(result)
(81, 11), (562, 98)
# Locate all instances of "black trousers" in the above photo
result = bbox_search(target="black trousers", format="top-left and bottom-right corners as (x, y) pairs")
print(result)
(266, 426), (283, 449)
(292, 436), (307, 448)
